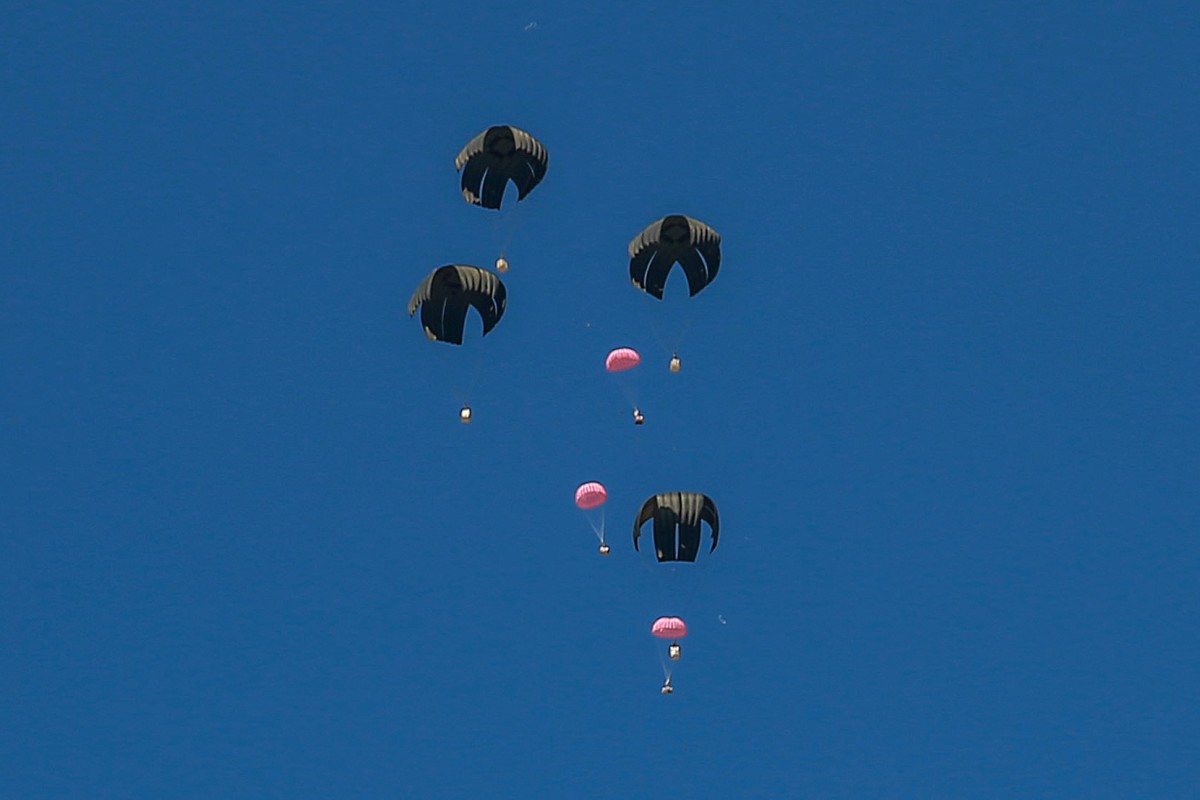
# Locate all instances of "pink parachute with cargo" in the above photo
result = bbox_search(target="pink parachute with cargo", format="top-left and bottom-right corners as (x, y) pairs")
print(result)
(653, 616), (687, 679)
(575, 481), (610, 555)
(605, 347), (645, 424)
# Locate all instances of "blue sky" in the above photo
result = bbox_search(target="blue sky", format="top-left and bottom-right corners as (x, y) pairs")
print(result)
(3, 2), (1198, 797)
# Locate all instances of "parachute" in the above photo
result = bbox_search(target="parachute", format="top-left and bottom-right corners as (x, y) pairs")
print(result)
(575, 481), (610, 554)
(407, 265), (507, 345)
(574, 482), (608, 510)
(651, 617), (687, 639)
(605, 347), (641, 373)
(455, 125), (548, 210)
(652, 616), (688, 683)
(629, 215), (721, 299)
(633, 492), (719, 563)
(605, 347), (644, 423)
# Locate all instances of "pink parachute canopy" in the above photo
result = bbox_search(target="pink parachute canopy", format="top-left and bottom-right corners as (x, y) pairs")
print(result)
(651, 617), (688, 639)
(605, 347), (641, 372)
(574, 482), (608, 510)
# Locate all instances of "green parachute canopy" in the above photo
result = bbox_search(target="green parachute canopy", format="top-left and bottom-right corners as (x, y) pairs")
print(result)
(633, 492), (720, 563)
(408, 265), (507, 345)
(629, 215), (721, 299)
(455, 125), (548, 209)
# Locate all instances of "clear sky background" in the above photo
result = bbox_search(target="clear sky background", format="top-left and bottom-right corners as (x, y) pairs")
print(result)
(3, 2), (1198, 797)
